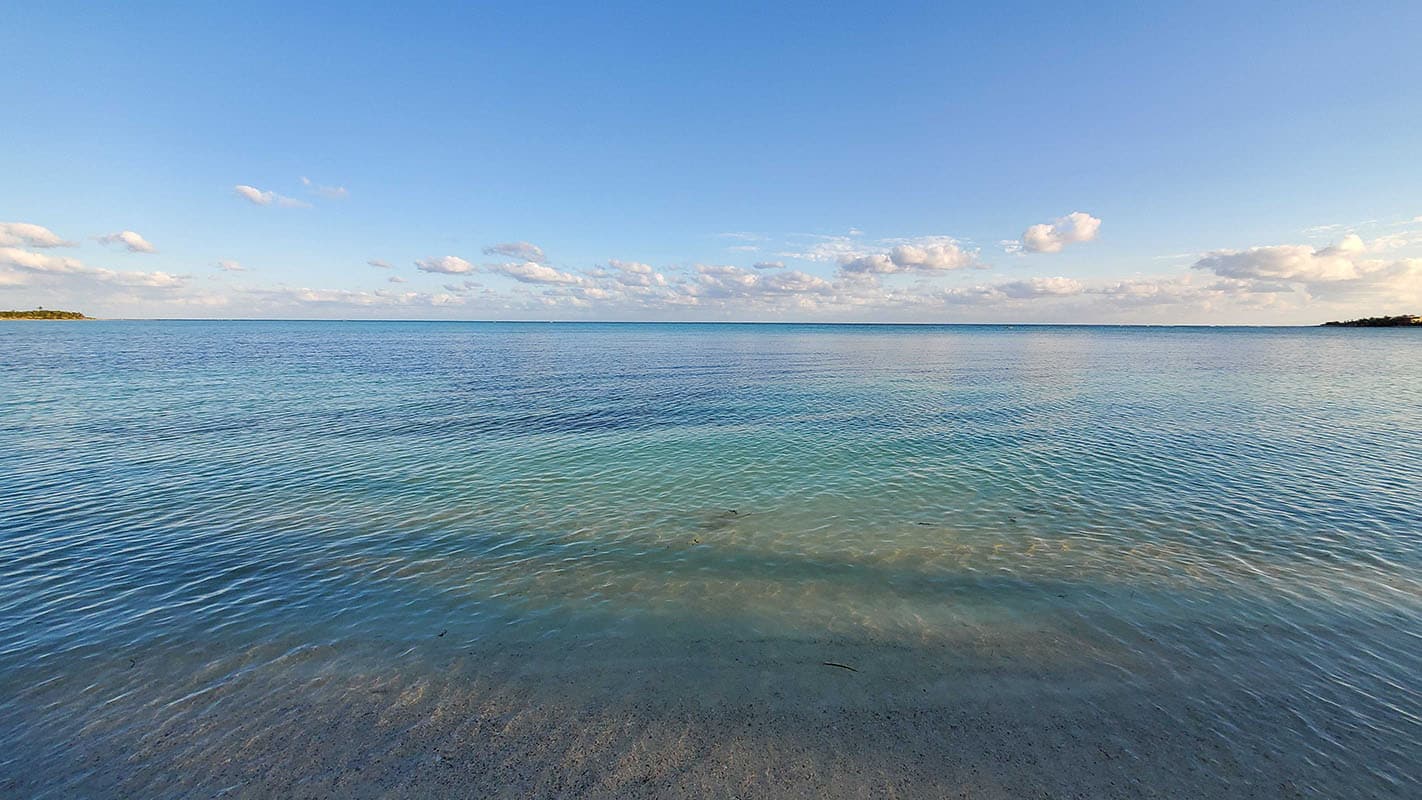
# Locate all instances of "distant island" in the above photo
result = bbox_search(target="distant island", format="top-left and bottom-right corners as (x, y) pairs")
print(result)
(1321, 315), (1422, 327)
(0, 309), (91, 320)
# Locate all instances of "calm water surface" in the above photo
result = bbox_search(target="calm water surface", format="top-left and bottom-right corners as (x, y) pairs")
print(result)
(2, 322), (1419, 797)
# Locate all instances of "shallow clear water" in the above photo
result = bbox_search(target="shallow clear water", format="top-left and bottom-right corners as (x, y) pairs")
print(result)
(2, 321), (1419, 797)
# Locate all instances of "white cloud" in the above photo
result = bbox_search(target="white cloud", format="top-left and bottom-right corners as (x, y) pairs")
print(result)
(763, 270), (834, 293)
(491, 261), (584, 285)
(1192, 234), (1422, 306)
(1018, 212), (1102, 254)
(299, 176), (348, 199)
(603, 259), (666, 287)
(890, 241), (978, 270)
(97, 230), (156, 253)
(234, 184), (309, 208)
(10, 218), (1413, 323)
(483, 241), (547, 263)
(414, 255), (476, 274)
(1363, 232), (1422, 252)
(216, 260), (245, 272)
(840, 238), (979, 274)
(0, 246), (187, 289)
(0, 247), (88, 275)
(441, 279), (483, 294)
(997, 276), (1085, 298)
(1194, 234), (1368, 282)
(608, 259), (653, 274)
(779, 234), (865, 262)
(690, 265), (833, 299)
(367, 259), (393, 269)
(0, 222), (71, 248)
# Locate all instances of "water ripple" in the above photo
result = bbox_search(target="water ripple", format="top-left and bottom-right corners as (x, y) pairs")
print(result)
(2, 321), (1419, 797)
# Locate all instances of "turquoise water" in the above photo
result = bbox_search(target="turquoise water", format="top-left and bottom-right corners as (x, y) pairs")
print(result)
(2, 321), (1419, 797)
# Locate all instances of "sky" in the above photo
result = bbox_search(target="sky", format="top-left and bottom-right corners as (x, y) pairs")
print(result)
(3, 1), (1421, 323)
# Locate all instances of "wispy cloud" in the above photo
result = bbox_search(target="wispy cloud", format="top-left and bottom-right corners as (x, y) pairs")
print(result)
(1, 246), (187, 288)
(483, 242), (547, 264)
(300, 176), (349, 200)
(234, 184), (309, 208)
(490, 261), (583, 285)
(216, 260), (245, 272)
(97, 230), (157, 253)
(0, 222), (72, 248)
(414, 255), (476, 274)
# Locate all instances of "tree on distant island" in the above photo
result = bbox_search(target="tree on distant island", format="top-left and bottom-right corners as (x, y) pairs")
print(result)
(1321, 315), (1422, 327)
(0, 309), (90, 320)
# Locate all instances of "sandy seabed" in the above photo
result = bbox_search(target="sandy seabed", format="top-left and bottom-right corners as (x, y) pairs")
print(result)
(7, 629), (1400, 800)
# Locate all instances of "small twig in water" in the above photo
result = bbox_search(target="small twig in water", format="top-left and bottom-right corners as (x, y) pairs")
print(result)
(821, 662), (858, 672)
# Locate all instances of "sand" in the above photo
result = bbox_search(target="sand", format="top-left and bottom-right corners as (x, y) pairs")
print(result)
(6, 630), (1399, 799)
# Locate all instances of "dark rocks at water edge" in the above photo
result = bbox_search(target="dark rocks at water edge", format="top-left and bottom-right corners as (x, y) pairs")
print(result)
(1321, 314), (1422, 327)
(0, 309), (90, 320)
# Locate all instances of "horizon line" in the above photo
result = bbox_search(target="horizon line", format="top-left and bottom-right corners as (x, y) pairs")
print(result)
(19, 317), (1354, 328)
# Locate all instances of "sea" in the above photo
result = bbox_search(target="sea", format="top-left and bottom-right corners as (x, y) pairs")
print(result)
(2, 321), (1419, 798)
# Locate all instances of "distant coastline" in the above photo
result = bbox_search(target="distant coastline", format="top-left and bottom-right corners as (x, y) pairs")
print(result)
(1321, 315), (1422, 327)
(0, 309), (91, 320)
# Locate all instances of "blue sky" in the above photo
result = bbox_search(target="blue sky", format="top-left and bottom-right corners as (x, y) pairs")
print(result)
(3, 1), (1421, 322)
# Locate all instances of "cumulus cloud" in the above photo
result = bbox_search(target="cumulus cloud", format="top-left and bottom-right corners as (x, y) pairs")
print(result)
(1192, 234), (1422, 305)
(414, 255), (476, 274)
(299, 176), (348, 199)
(0, 222), (71, 248)
(602, 260), (666, 287)
(1365, 233), (1421, 252)
(11, 216), (1413, 322)
(1194, 234), (1368, 282)
(0, 247), (87, 275)
(234, 185), (309, 208)
(216, 260), (245, 272)
(691, 265), (833, 299)
(0, 246), (187, 289)
(491, 261), (584, 285)
(1018, 212), (1102, 254)
(996, 277), (1085, 298)
(764, 270), (834, 293)
(840, 238), (979, 274)
(483, 242), (547, 263)
(97, 230), (156, 253)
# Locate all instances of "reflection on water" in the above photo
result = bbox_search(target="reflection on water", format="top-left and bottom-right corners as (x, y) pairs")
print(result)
(2, 322), (1420, 797)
